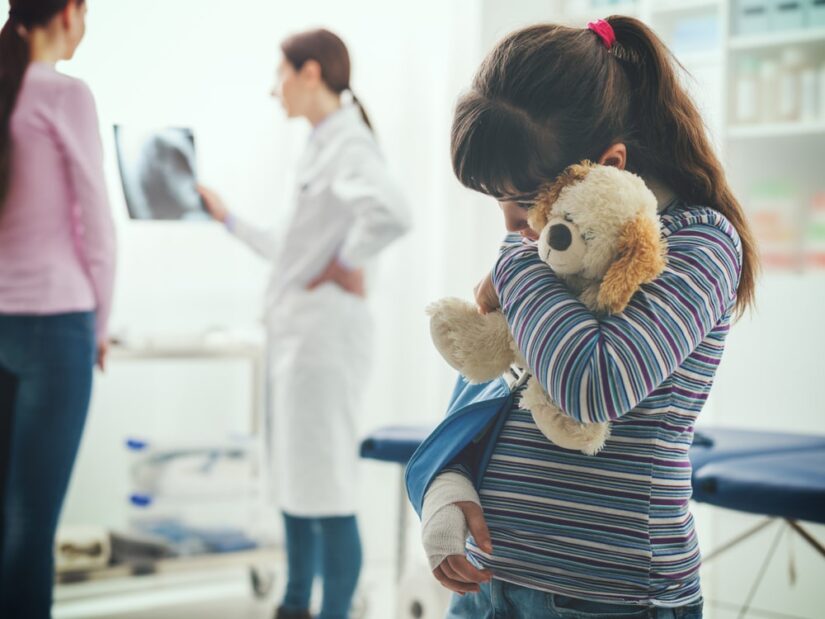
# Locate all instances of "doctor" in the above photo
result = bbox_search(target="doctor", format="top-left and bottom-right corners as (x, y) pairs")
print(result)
(198, 29), (409, 619)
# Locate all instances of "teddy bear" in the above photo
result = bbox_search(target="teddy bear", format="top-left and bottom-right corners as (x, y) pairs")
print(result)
(427, 161), (667, 455)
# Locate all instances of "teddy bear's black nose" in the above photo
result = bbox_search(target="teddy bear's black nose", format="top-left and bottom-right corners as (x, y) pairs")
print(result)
(548, 224), (572, 251)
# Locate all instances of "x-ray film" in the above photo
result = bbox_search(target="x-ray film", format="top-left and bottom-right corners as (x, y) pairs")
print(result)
(114, 126), (209, 221)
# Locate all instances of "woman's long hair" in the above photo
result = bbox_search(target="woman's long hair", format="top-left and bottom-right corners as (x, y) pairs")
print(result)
(0, 0), (84, 212)
(281, 28), (373, 132)
(451, 18), (757, 317)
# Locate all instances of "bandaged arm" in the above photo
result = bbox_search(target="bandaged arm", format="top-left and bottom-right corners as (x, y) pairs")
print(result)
(420, 471), (480, 570)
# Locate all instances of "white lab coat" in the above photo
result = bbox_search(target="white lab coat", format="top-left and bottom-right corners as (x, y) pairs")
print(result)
(229, 105), (410, 516)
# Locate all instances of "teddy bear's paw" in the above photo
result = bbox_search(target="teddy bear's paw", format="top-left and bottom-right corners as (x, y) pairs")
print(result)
(524, 379), (611, 455)
(521, 377), (555, 410)
(426, 298), (515, 383)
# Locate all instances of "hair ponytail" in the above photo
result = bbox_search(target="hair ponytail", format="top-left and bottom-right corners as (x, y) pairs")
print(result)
(349, 91), (373, 131)
(451, 18), (757, 318)
(281, 28), (374, 134)
(0, 17), (31, 212)
(607, 16), (757, 317)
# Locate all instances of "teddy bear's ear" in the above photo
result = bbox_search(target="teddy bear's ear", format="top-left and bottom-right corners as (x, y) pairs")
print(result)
(597, 213), (667, 314)
(529, 160), (594, 231)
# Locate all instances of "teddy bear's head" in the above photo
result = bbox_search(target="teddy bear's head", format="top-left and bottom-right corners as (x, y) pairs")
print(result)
(527, 161), (666, 314)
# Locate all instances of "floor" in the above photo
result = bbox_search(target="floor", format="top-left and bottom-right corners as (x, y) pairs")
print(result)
(53, 561), (396, 619)
(51, 564), (823, 619)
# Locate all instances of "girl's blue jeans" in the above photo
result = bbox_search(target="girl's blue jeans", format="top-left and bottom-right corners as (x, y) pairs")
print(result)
(446, 580), (703, 619)
(281, 512), (362, 619)
(0, 312), (96, 619)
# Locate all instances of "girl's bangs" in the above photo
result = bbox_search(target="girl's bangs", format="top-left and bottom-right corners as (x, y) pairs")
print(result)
(450, 93), (555, 201)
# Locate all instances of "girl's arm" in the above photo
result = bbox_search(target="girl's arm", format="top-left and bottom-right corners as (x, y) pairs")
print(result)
(421, 470), (493, 593)
(332, 140), (411, 269)
(492, 220), (741, 423)
(421, 471), (481, 569)
(56, 80), (116, 342)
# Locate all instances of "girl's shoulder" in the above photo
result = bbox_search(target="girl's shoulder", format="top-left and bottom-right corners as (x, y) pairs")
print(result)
(660, 200), (743, 260)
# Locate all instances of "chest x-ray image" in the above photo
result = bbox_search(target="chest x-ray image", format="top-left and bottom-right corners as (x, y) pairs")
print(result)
(114, 126), (209, 221)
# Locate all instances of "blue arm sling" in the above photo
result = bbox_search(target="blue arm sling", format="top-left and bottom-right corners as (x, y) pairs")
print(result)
(404, 374), (519, 518)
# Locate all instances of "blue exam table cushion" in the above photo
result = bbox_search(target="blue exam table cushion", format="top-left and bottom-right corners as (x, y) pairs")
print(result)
(360, 426), (825, 467)
(692, 448), (825, 524)
(359, 425), (434, 463)
(359, 424), (825, 524)
(690, 427), (825, 471)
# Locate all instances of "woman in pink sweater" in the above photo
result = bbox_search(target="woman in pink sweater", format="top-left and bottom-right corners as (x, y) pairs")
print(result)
(0, 2), (115, 617)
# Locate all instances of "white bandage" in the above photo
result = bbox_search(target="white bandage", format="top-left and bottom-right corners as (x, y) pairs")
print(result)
(420, 471), (480, 571)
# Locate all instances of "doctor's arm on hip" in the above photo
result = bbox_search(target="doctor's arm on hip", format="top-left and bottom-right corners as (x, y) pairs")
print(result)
(308, 141), (411, 295)
(197, 185), (280, 261)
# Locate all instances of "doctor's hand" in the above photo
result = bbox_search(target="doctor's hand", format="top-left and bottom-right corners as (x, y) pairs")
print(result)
(196, 185), (229, 223)
(307, 257), (365, 297)
(474, 272), (500, 314)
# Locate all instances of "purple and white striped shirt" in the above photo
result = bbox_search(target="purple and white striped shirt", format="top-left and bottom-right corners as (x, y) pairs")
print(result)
(461, 201), (742, 606)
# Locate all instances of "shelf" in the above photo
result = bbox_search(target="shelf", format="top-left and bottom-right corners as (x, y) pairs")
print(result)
(651, 0), (721, 15)
(56, 547), (281, 586)
(727, 121), (825, 139)
(729, 28), (825, 52)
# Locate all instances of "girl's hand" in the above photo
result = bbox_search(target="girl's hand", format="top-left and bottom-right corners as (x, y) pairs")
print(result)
(432, 501), (494, 595)
(474, 272), (499, 314)
(196, 185), (229, 223)
(307, 257), (365, 297)
(96, 339), (109, 372)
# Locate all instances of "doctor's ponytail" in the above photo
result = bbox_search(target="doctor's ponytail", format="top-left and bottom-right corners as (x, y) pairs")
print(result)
(349, 91), (372, 131)
(281, 29), (373, 133)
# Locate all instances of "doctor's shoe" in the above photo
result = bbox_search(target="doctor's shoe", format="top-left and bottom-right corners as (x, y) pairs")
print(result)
(274, 607), (312, 619)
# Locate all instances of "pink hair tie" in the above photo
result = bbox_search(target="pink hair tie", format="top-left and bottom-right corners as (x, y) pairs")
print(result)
(587, 19), (616, 50)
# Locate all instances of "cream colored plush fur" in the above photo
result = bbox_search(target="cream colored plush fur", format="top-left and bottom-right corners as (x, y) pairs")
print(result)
(428, 162), (666, 456)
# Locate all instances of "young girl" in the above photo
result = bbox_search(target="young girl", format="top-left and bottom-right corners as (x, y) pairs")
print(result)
(0, 1), (116, 617)
(198, 29), (409, 619)
(420, 16), (756, 619)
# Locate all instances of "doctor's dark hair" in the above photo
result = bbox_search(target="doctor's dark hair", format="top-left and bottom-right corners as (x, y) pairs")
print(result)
(451, 17), (757, 317)
(0, 0), (84, 212)
(280, 28), (373, 132)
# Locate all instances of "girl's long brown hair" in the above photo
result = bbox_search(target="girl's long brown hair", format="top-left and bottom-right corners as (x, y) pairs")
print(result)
(281, 28), (373, 132)
(451, 17), (757, 317)
(0, 0), (84, 213)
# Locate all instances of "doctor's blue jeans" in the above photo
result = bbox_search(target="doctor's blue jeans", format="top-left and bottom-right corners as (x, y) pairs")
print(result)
(0, 312), (96, 619)
(446, 580), (703, 619)
(281, 512), (362, 619)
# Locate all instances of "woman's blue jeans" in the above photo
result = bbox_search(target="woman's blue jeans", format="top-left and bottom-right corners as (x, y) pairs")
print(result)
(446, 580), (703, 619)
(281, 512), (362, 619)
(0, 312), (96, 619)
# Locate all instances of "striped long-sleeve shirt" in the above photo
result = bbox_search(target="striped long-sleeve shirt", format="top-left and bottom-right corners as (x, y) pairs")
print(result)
(462, 201), (742, 606)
